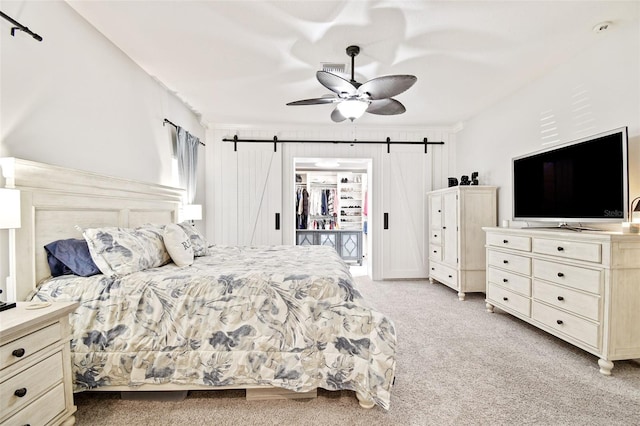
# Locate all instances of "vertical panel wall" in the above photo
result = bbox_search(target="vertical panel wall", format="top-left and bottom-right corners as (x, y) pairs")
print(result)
(207, 125), (456, 280)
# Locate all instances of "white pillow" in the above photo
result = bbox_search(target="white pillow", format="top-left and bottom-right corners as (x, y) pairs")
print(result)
(163, 224), (194, 267)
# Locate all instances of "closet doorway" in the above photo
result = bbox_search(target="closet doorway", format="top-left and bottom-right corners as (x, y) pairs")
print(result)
(294, 158), (372, 278)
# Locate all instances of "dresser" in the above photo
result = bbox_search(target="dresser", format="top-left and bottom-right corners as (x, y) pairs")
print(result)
(484, 227), (640, 375)
(0, 302), (78, 425)
(427, 186), (497, 300)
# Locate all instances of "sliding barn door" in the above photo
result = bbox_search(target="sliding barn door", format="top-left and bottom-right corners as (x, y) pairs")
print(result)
(237, 143), (283, 245)
(381, 145), (429, 279)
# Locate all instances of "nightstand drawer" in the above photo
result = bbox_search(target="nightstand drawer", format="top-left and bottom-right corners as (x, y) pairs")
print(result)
(532, 301), (599, 348)
(1, 351), (64, 417)
(533, 259), (602, 294)
(533, 280), (600, 321)
(487, 267), (531, 296)
(0, 322), (62, 371)
(533, 238), (602, 263)
(487, 283), (530, 317)
(488, 250), (531, 275)
(3, 382), (66, 426)
(486, 233), (532, 252)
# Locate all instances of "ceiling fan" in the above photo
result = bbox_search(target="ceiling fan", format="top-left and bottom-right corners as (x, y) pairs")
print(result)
(287, 45), (417, 122)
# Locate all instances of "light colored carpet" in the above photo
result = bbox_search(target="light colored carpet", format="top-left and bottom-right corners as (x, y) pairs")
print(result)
(73, 276), (640, 425)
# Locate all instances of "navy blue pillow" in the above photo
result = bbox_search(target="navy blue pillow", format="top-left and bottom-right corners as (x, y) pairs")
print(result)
(45, 238), (101, 277)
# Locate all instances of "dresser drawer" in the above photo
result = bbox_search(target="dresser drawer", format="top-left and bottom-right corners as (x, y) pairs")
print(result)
(533, 238), (602, 263)
(487, 267), (531, 296)
(487, 250), (531, 275)
(430, 228), (443, 245)
(429, 244), (442, 261)
(1, 351), (64, 417)
(486, 233), (532, 252)
(532, 301), (599, 348)
(3, 382), (66, 426)
(487, 283), (531, 317)
(430, 261), (458, 289)
(0, 322), (61, 372)
(533, 259), (602, 294)
(533, 280), (600, 321)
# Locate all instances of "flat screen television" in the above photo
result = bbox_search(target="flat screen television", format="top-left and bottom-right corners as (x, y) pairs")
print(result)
(512, 127), (629, 226)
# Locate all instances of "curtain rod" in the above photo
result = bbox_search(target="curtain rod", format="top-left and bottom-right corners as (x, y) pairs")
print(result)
(222, 135), (444, 153)
(163, 118), (206, 146)
(0, 11), (43, 41)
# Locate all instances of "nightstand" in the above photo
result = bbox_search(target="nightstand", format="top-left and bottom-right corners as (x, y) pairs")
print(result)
(1, 302), (78, 425)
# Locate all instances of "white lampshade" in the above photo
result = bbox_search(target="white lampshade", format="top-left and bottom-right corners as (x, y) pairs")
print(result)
(337, 100), (369, 121)
(0, 188), (21, 229)
(180, 204), (202, 221)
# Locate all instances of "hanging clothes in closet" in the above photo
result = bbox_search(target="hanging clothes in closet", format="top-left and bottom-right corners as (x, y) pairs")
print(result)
(295, 186), (309, 229)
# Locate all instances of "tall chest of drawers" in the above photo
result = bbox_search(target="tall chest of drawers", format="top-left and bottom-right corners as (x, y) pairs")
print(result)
(427, 186), (497, 300)
(484, 227), (640, 375)
(0, 302), (78, 425)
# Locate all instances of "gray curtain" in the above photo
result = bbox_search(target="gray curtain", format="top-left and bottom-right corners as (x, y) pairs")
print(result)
(176, 126), (200, 204)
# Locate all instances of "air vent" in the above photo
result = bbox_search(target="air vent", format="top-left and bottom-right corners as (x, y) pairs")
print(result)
(321, 63), (345, 73)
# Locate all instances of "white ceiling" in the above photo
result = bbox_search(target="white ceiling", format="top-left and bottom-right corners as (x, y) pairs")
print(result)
(67, 0), (636, 128)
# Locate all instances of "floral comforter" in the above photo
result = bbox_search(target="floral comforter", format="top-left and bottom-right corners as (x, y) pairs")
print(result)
(31, 245), (396, 409)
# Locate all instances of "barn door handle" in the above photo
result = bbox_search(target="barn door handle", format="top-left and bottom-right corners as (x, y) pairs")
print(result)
(384, 213), (389, 230)
(275, 213), (280, 230)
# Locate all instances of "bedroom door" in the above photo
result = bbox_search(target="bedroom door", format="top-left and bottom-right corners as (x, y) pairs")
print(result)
(381, 145), (429, 279)
(235, 143), (283, 245)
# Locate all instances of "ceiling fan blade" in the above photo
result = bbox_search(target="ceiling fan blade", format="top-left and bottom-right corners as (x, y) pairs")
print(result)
(316, 71), (358, 97)
(358, 75), (417, 100)
(366, 98), (406, 115)
(287, 96), (337, 106)
(331, 107), (347, 122)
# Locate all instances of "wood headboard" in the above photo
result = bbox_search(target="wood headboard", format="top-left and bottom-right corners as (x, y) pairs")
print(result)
(0, 158), (184, 301)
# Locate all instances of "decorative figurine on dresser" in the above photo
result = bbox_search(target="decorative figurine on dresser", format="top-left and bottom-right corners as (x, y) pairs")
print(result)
(0, 302), (78, 425)
(427, 184), (498, 300)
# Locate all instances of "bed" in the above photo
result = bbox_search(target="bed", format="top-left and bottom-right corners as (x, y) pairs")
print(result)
(1, 158), (396, 410)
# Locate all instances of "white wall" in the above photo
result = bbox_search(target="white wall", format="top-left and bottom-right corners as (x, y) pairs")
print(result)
(456, 10), (640, 225)
(0, 0), (205, 299)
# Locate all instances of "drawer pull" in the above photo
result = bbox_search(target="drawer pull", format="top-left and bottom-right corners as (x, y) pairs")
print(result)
(557, 246), (564, 251)
(448, 275), (453, 278)
(14, 388), (27, 398)
(443, 226), (447, 229)
(557, 272), (564, 277)
(557, 296), (564, 301)
(556, 320), (563, 325)
(433, 250), (437, 253)
(433, 234), (438, 238)
(503, 239), (508, 244)
(502, 278), (508, 283)
(431, 267), (435, 271)
(503, 260), (509, 264)
(503, 297), (509, 301)
(12, 348), (26, 358)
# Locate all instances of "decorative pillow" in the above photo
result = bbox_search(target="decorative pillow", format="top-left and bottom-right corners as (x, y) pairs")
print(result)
(82, 225), (171, 277)
(44, 238), (101, 277)
(177, 221), (209, 256)
(163, 224), (194, 267)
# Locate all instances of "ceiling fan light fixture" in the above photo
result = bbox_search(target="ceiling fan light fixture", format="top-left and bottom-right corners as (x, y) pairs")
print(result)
(337, 99), (369, 121)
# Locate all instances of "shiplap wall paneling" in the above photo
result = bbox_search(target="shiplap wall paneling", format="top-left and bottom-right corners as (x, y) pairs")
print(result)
(208, 126), (455, 280)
